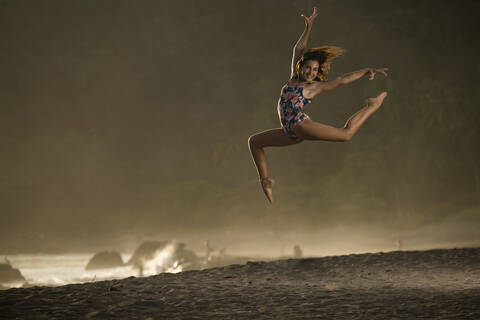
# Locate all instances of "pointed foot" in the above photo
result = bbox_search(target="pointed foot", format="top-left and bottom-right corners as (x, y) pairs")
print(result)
(367, 91), (388, 109)
(260, 177), (275, 204)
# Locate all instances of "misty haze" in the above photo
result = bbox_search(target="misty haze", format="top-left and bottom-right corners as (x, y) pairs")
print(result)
(0, 1), (479, 318)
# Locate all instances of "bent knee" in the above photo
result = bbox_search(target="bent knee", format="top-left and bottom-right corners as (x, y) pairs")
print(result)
(248, 135), (259, 148)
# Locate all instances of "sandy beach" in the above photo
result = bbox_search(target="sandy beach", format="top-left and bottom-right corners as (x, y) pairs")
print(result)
(1, 247), (479, 319)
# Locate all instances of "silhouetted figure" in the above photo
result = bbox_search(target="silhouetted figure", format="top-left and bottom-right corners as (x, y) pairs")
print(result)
(137, 263), (144, 277)
(293, 245), (303, 258)
(205, 240), (214, 264)
(219, 248), (226, 259)
(397, 239), (404, 251)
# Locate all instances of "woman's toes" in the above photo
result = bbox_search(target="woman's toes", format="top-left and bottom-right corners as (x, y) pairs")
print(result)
(261, 178), (275, 204)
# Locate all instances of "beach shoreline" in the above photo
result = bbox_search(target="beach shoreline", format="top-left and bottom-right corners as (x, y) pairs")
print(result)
(1, 247), (479, 319)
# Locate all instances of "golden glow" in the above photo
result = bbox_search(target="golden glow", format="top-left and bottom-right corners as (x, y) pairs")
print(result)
(143, 243), (183, 275)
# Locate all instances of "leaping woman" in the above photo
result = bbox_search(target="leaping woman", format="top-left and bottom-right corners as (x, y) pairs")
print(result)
(248, 7), (388, 203)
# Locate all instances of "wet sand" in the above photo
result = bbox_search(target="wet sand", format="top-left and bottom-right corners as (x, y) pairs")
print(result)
(1, 247), (479, 319)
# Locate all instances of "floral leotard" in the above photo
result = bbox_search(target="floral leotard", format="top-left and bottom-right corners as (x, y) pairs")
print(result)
(277, 81), (312, 140)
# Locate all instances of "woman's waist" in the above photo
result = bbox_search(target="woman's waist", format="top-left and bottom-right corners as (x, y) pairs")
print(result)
(277, 102), (306, 112)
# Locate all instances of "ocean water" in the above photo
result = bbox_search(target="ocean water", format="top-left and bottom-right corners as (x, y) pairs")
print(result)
(1, 253), (136, 288)
(1, 246), (183, 289)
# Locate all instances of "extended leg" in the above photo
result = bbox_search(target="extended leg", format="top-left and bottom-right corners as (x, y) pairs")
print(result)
(248, 128), (302, 203)
(294, 92), (387, 141)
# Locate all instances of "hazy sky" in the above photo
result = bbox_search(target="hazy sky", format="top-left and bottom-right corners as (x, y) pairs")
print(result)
(1, 0), (479, 254)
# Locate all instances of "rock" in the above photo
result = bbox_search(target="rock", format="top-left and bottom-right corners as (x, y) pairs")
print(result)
(172, 243), (201, 270)
(0, 262), (25, 283)
(126, 241), (201, 272)
(85, 251), (124, 270)
(126, 241), (168, 267)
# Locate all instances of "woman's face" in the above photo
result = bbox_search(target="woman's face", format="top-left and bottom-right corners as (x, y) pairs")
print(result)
(300, 60), (320, 82)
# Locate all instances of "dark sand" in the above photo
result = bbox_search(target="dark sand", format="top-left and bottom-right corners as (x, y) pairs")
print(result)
(1, 248), (479, 319)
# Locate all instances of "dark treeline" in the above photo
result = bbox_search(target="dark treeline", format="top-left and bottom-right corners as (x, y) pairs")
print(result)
(0, 0), (479, 252)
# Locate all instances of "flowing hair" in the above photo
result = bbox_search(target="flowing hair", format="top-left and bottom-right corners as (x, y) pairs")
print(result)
(296, 46), (346, 81)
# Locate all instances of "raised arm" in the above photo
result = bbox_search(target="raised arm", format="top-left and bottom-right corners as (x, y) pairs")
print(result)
(290, 8), (318, 79)
(305, 67), (389, 97)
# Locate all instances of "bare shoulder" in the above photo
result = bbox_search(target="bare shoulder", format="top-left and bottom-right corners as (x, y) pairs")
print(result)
(302, 81), (322, 99)
(287, 77), (301, 86)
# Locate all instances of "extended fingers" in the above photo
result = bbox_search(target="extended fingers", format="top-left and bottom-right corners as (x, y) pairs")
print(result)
(377, 68), (389, 77)
(302, 7), (318, 21)
(367, 67), (388, 80)
(300, 14), (310, 25)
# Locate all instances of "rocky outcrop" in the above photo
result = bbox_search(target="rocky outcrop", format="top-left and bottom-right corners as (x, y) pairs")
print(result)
(172, 242), (201, 271)
(0, 262), (25, 283)
(126, 241), (168, 267)
(85, 251), (124, 270)
(126, 241), (201, 272)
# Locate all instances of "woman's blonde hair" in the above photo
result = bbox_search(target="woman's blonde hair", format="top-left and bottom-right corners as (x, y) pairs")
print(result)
(296, 46), (346, 81)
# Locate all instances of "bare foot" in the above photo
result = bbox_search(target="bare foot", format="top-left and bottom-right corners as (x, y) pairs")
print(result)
(260, 177), (275, 204)
(366, 91), (388, 109)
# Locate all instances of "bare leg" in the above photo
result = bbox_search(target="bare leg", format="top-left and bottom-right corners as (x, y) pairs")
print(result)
(248, 128), (303, 203)
(294, 92), (387, 141)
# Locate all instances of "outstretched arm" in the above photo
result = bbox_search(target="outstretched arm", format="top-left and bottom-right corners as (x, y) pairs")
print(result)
(341, 67), (388, 84)
(290, 7), (318, 78)
(307, 68), (389, 96)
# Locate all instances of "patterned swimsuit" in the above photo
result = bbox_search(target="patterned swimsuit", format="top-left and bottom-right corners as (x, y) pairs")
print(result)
(277, 82), (312, 140)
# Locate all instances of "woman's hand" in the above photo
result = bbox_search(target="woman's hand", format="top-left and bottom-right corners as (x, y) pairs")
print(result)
(367, 68), (389, 80)
(301, 7), (318, 28)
